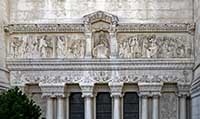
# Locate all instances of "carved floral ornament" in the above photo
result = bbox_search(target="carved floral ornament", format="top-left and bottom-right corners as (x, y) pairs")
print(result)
(10, 70), (192, 86)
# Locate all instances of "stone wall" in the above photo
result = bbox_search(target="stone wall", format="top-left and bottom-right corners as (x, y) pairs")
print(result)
(0, 0), (9, 91)
(192, 0), (200, 119)
(9, 0), (193, 23)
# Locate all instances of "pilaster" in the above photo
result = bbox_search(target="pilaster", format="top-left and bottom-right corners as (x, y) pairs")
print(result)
(138, 82), (163, 119)
(39, 83), (66, 119)
(109, 82), (123, 119)
(79, 83), (94, 119)
(178, 83), (190, 119)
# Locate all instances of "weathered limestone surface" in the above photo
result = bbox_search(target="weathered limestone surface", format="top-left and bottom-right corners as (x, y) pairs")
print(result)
(0, 0), (9, 91)
(192, 0), (200, 119)
(9, 0), (193, 23)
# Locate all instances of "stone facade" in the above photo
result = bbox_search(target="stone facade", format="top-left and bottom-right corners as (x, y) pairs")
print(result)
(192, 0), (200, 119)
(0, 0), (199, 119)
(0, 0), (10, 91)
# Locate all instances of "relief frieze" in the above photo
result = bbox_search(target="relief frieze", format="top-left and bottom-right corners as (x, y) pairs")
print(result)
(8, 34), (85, 59)
(118, 34), (193, 59)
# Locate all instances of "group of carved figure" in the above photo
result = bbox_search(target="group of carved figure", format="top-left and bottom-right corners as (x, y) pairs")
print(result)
(10, 35), (53, 58)
(9, 34), (191, 59)
(118, 34), (192, 58)
(10, 35), (85, 58)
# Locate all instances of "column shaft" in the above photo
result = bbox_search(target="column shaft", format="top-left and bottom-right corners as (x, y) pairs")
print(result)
(57, 97), (65, 119)
(66, 96), (69, 119)
(142, 96), (148, 119)
(180, 96), (186, 119)
(152, 96), (159, 119)
(113, 96), (121, 119)
(46, 98), (54, 119)
(84, 97), (93, 119)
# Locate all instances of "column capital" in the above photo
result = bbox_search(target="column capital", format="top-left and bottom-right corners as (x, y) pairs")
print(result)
(177, 83), (190, 97)
(109, 82), (124, 97)
(79, 83), (94, 98)
(138, 82), (163, 97)
(39, 83), (66, 98)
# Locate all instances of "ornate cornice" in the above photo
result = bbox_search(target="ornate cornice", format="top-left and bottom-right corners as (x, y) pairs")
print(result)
(117, 23), (195, 34)
(4, 24), (85, 34)
(6, 59), (194, 71)
(4, 23), (195, 34)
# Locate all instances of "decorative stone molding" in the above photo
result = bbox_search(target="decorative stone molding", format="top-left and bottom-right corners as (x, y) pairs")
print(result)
(4, 24), (84, 34)
(117, 23), (195, 34)
(83, 11), (119, 28)
(6, 59), (194, 71)
(39, 83), (66, 98)
(138, 82), (163, 97)
(9, 69), (192, 86)
(79, 83), (94, 98)
(4, 23), (195, 34)
(177, 83), (191, 97)
(109, 82), (123, 97)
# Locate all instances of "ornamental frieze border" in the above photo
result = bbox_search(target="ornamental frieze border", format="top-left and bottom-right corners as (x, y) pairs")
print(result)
(4, 23), (195, 34)
(10, 70), (192, 86)
(6, 59), (194, 71)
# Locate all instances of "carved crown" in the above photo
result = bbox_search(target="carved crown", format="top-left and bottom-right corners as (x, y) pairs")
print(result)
(83, 11), (119, 25)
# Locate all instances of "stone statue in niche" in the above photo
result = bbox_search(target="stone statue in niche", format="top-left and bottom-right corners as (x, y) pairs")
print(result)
(118, 34), (192, 58)
(92, 31), (110, 58)
(56, 36), (66, 58)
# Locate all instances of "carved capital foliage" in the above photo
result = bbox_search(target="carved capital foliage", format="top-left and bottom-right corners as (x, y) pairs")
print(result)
(79, 83), (94, 98)
(109, 82), (124, 97)
(9, 69), (192, 86)
(39, 83), (66, 98)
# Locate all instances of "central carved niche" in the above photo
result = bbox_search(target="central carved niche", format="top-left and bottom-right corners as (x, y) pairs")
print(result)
(83, 11), (118, 59)
(92, 31), (110, 58)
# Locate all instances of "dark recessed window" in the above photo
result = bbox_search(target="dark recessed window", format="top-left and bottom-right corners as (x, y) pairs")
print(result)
(69, 93), (84, 119)
(96, 92), (112, 119)
(123, 92), (139, 119)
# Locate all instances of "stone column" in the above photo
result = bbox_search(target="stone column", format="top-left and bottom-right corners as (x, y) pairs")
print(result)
(80, 83), (94, 119)
(39, 83), (66, 119)
(141, 95), (148, 119)
(152, 95), (159, 119)
(109, 82), (123, 119)
(46, 97), (54, 119)
(65, 94), (70, 119)
(57, 97), (65, 119)
(138, 82), (163, 119)
(179, 95), (187, 119)
(178, 83), (190, 119)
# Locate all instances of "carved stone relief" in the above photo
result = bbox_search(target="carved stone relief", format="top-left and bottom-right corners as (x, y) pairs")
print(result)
(10, 70), (192, 86)
(160, 93), (178, 119)
(8, 34), (85, 59)
(9, 35), (53, 58)
(56, 34), (85, 58)
(117, 33), (193, 58)
(92, 31), (110, 58)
